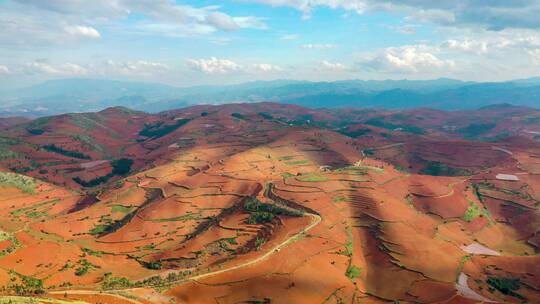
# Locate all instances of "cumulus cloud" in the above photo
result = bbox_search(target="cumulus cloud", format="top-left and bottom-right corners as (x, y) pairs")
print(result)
(14, 0), (266, 35)
(187, 58), (282, 74)
(188, 57), (243, 74)
(25, 62), (88, 76)
(64, 25), (101, 39)
(360, 45), (455, 73)
(301, 43), (336, 49)
(443, 39), (489, 54)
(0, 65), (9, 74)
(320, 60), (347, 71)
(102, 60), (169, 76)
(250, 63), (282, 72)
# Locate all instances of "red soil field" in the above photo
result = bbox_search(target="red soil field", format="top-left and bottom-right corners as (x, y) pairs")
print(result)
(0, 102), (538, 303)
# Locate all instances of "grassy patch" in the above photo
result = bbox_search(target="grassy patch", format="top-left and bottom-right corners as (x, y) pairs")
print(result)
(0, 172), (36, 193)
(333, 196), (350, 203)
(334, 166), (367, 175)
(345, 264), (361, 281)
(296, 173), (329, 182)
(111, 205), (134, 214)
(281, 172), (294, 179)
(285, 160), (310, 166)
(278, 156), (294, 161)
(463, 203), (482, 222)
(88, 224), (109, 235)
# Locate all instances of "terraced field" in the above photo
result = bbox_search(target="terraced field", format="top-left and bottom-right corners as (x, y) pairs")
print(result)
(0, 103), (539, 303)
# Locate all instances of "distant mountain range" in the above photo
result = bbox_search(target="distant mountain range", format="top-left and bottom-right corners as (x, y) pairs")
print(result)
(1, 77), (540, 116)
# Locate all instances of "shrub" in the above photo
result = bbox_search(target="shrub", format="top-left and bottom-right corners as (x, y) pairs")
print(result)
(112, 158), (133, 176)
(139, 119), (190, 139)
(231, 113), (245, 120)
(420, 161), (471, 176)
(487, 277), (524, 300)
(26, 128), (44, 135)
(42, 144), (91, 160)
(346, 264), (361, 281)
(0, 172), (36, 193)
(247, 212), (275, 224)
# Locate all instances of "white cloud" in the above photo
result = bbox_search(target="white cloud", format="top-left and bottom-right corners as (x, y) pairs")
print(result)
(64, 25), (101, 39)
(301, 43), (336, 49)
(25, 62), (88, 76)
(187, 58), (282, 74)
(392, 24), (417, 35)
(244, 0), (367, 18)
(360, 45), (455, 73)
(245, 0), (540, 30)
(281, 34), (299, 40)
(320, 60), (347, 71)
(250, 63), (282, 72)
(529, 49), (540, 65)
(188, 57), (243, 74)
(102, 60), (170, 76)
(0, 65), (10, 74)
(444, 39), (488, 54)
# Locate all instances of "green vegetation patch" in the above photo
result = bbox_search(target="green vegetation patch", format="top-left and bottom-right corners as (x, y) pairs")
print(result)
(0, 172), (36, 193)
(73, 158), (133, 187)
(345, 264), (361, 281)
(74, 258), (100, 276)
(463, 203), (482, 222)
(339, 128), (371, 138)
(88, 224), (109, 235)
(458, 123), (496, 139)
(487, 277), (525, 300)
(0, 231), (21, 257)
(231, 112), (245, 120)
(139, 119), (191, 139)
(296, 173), (329, 182)
(73, 134), (105, 154)
(285, 160), (310, 166)
(420, 161), (471, 176)
(42, 144), (91, 160)
(258, 112), (274, 120)
(244, 197), (302, 224)
(334, 166), (368, 175)
(9, 272), (44, 296)
(111, 205), (134, 214)
(281, 172), (294, 179)
(112, 158), (133, 176)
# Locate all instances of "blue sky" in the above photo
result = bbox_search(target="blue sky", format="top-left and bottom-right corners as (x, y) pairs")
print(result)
(1, 0), (540, 89)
